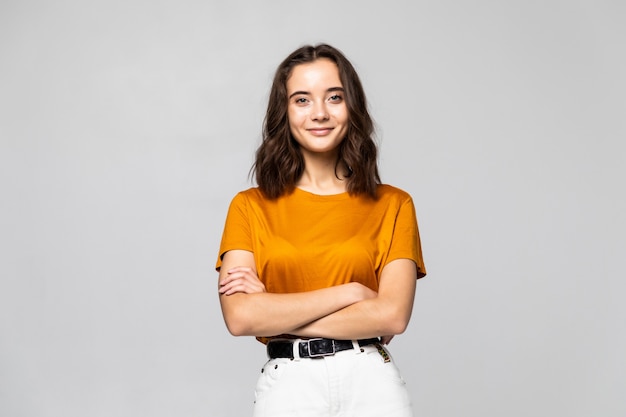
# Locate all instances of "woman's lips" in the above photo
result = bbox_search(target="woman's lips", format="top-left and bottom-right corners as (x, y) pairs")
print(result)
(307, 128), (334, 136)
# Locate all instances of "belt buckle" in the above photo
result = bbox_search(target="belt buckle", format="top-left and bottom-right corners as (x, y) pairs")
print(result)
(307, 338), (335, 357)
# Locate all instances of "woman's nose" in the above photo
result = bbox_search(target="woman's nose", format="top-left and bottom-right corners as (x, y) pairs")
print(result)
(310, 101), (329, 121)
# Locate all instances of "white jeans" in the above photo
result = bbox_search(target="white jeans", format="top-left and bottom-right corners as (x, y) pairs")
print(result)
(252, 342), (414, 417)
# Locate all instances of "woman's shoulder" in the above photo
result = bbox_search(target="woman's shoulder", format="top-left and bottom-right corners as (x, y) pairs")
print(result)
(376, 184), (413, 202)
(234, 187), (263, 198)
(229, 187), (264, 204)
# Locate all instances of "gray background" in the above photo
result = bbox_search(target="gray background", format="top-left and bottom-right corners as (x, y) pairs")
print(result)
(1, 1), (624, 416)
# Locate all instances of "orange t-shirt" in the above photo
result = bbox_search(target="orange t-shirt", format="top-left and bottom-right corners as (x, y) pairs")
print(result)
(216, 184), (426, 294)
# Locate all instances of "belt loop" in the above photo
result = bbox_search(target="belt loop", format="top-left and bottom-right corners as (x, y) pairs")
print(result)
(292, 338), (302, 361)
(351, 340), (363, 354)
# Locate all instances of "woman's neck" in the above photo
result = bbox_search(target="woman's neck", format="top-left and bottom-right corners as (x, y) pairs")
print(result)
(297, 153), (348, 195)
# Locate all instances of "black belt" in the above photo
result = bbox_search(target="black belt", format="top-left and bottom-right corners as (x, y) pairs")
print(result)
(267, 337), (380, 359)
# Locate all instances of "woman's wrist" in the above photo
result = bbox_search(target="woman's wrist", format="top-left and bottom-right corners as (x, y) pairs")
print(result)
(345, 282), (377, 304)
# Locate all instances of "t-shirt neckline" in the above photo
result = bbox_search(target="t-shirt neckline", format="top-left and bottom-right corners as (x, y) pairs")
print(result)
(293, 187), (350, 201)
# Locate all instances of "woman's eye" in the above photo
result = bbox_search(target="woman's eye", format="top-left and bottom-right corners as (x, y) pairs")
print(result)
(295, 97), (308, 104)
(329, 94), (343, 102)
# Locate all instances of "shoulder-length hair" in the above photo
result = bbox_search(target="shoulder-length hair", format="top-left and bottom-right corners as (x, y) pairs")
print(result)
(251, 44), (380, 199)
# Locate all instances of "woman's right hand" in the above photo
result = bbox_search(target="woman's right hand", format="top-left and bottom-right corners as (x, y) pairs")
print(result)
(219, 266), (266, 295)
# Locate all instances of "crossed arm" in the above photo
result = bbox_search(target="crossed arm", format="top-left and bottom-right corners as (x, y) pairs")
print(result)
(218, 249), (417, 342)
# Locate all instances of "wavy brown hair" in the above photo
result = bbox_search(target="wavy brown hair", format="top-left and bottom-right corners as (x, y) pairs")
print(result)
(251, 44), (380, 199)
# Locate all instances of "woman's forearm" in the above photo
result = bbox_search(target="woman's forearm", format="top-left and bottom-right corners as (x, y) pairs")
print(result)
(220, 282), (374, 337)
(290, 296), (409, 340)
(291, 259), (418, 340)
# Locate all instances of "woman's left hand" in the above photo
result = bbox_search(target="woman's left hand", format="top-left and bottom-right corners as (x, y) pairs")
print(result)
(380, 335), (394, 345)
(219, 266), (266, 295)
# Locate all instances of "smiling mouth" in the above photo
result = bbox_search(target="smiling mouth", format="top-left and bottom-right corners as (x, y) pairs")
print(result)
(307, 128), (334, 136)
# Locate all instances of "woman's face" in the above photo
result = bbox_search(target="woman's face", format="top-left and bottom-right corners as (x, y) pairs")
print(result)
(286, 58), (348, 160)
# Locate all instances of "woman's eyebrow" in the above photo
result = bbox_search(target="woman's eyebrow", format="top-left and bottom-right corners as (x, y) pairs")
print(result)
(288, 90), (309, 99)
(288, 86), (344, 99)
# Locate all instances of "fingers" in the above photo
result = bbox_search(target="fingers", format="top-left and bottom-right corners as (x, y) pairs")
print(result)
(219, 278), (264, 295)
(380, 335), (394, 345)
(219, 267), (266, 295)
(219, 281), (262, 295)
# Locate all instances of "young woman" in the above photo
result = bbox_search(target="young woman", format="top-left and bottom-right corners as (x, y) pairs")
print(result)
(216, 44), (426, 417)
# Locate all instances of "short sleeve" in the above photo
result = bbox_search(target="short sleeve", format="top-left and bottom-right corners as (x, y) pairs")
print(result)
(385, 196), (427, 278)
(215, 192), (253, 271)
